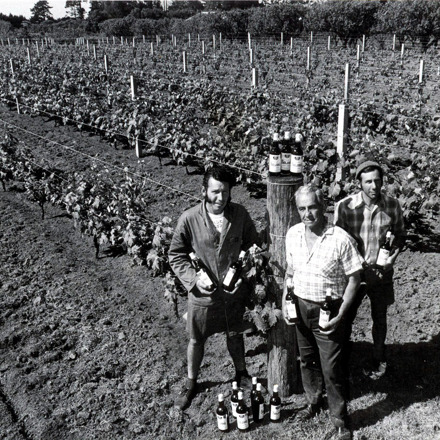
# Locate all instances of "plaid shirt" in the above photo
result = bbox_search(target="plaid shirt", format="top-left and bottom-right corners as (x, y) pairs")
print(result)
(286, 222), (363, 302)
(334, 192), (405, 265)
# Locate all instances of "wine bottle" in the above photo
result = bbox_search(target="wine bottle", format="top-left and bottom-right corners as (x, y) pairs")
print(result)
(268, 133), (281, 176)
(231, 381), (239, 418)
(270, 384), (281, 422)
(216, 393), (229, 432)
(290, 133), (303, 175)
(251, 383), (265, 423)
(189, 252), (216, 291)
(376, 230), (392, 268)
(236, 390), (249, 431)
(318, 288), (332, 331)
(280, 131), (292, 175)
(222, 250), (246, 293)
(285, 278), (299, 324)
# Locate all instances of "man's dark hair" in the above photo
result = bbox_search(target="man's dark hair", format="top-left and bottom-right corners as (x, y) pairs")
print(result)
(358, 165), (384, 182)
(203, 166), (236, 189)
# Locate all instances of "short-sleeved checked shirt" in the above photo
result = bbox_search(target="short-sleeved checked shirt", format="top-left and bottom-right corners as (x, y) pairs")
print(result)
(286, 222), (364, 302)
(334, 191), (405, 265)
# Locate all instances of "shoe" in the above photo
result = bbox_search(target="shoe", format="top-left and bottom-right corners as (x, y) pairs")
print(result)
(336, 426), (352, 440)
(363, 361), (387, 380)
(323, 426), (352, 440)
(174, 382), (197, 410)
(234, 370), (252, 389)
(297, 402), (322, 421)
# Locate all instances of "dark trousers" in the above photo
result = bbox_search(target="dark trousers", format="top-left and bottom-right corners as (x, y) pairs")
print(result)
(296, 297), (347, 428)
(344, 269), (394, 365)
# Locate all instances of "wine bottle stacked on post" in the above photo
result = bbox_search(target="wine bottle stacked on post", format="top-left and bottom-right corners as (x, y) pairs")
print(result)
(290, 133), (303, 175)
(268, 133), (281, 176)
(280, 131), (292, 175)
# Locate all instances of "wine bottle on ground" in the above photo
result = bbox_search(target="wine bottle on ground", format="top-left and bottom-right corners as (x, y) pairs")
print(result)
(216, 393), (229, 432)
(236, 390), (249, 431)
(189, 252), (216, 291)
(231, 381), (239, 418)
(268, 133), (281, 176)
(270, 384), (281, 422)
(252, 383), (265, 423)
(285, 278), (299, 324)
(318, 288), (332, 332)
(290, 133), (303, 175)
(376, 230), (392, 268)
(222, 250), (246, 293)
(280, 131), (292, 175)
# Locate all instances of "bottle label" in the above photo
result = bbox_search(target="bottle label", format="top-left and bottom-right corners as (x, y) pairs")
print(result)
(269, 154), (281, 173)
(290, 155), (303, 173)
(223, 268), (236, 287)
(286, 301), (297, 320)
(259, 403), (264, 420)
(319, 309), (331, 328)
(376, 248), (390, 267)
(231, 401), (238, 418)
(237, 413), (249, 430)
(281, 153), (291, 171)
(217, 414), (228, 431)
(270, 404), (281, 420)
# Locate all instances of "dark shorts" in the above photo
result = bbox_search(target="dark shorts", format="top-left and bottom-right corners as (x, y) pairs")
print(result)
(186, 300), (246, 340)
(363, 267), (395, 306)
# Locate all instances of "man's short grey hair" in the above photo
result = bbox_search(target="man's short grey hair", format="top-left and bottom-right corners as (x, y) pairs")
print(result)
(294, 184), (325, 207)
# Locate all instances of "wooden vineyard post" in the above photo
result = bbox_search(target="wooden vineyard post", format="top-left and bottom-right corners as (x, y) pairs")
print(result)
(10, 59), (14, 76)
(202, 41), (205, 55)
(213, 34), (216, 54)
(151, 42), (154, 56)
(328, 35), (331, 51)
(267, 175), (303, 397)
(362, 34), (365, 53)
(27, 47), (32, 65)
(112, 36), (115, 45)
(135, 137), (142, 158)
(16, 97), (20, 114)
(310, 31), (313, 44)
(143, 35), (145, 44)
(183, 51), (187, 73)
(219, 33), (222, 51)
(252, 68), (258, 88)
(104, 54), (109, 74)
(290, 37), (293, 54)
(36, 41), (40, 57)
(93, 45), (97, 61)
(248, 32), (251, 51)
(188, 33), (191, 48)
(336, 104), (349, 181)
(306, 46), (311, 87)
(392, 34), (396, 55)
(344, 63), (350, 102)
(400, 44), (405, 67)
(130, 75), (137, 100)
(249, 48), (253, 66)
(281, 32), (284, 46)
(419, 59), (425, 83)
(356, 45), (360, 76)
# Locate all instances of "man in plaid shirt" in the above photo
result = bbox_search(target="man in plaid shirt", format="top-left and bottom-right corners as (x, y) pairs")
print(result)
(283, 184), (363, 440)
(335, 161), (405, 379)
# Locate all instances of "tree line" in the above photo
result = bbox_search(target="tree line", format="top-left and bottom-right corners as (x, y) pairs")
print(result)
(1, 1), (440, 50)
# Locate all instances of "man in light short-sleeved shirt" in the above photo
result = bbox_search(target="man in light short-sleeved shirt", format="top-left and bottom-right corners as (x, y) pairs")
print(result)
(283, 184), (363, 440)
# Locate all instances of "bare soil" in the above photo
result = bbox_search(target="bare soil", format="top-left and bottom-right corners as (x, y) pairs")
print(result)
(1, 107), (440, 440)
